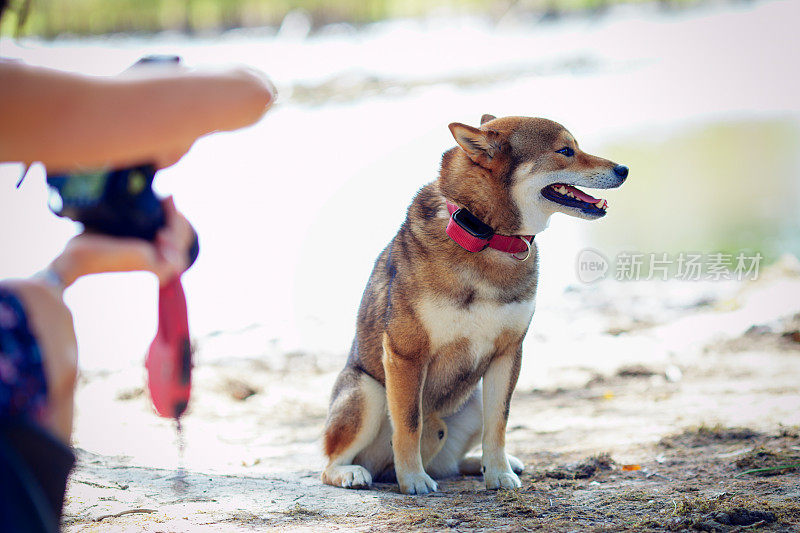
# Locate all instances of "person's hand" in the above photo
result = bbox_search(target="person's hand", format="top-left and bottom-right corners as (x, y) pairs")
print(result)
(50, 197), (196, 287)
(153, 196), (196, 277)
(122, 66), (275, 170)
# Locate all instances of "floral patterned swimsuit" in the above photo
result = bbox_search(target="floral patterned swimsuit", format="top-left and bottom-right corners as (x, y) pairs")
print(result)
(0, 288), (48, 423)
(0, 287), (75, 533)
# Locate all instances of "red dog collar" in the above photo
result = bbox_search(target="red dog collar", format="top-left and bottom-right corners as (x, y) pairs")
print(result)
(445, 202), (534, 261)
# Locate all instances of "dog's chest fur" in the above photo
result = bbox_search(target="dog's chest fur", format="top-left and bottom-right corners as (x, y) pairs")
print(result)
(416, 280), (536, 416)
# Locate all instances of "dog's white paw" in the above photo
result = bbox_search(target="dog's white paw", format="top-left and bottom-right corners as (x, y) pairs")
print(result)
(323, 465), (372, 489)
(484, 469), (522, 490)
(508, 455), (525, 475)
(340, 465), (372, 489)
(397, 471), (438, 495)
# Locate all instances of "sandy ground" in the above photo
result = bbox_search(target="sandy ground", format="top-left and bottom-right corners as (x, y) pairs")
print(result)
(59, 258), (800, 532)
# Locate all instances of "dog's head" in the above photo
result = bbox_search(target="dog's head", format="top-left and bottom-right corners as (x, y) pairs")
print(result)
(439, 115), (628, 235)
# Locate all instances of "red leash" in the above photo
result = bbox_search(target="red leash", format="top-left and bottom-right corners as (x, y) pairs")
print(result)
(145, 277), (192, 419)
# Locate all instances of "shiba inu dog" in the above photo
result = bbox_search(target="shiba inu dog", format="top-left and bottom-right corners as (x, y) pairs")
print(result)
(321, 115), (628, 494)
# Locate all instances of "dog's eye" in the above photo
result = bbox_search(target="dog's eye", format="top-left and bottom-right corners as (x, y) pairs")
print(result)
(556, 147), (575, 157)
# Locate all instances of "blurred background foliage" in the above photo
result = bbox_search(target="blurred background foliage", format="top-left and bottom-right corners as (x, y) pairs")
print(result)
(2, 0), (700, 37)
(600, 119), (800, 265)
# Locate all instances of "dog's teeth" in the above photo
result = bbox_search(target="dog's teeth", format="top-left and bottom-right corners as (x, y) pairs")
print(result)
(556, 186), (568, 194)
(595, 200), (607, 209)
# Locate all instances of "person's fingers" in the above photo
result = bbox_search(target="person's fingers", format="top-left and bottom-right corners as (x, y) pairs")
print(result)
(157, 197), (180, 244)
(162, 195), (177, 218)
(154, 140), (194, 170)
(154, 197), (195, 276)
(155, 233), (184, 275)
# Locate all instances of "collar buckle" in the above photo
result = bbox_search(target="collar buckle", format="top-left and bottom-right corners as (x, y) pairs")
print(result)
(512, 237), (533, 262)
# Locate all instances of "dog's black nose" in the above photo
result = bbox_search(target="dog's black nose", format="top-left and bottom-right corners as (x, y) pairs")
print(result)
(613, 165), (629, 179)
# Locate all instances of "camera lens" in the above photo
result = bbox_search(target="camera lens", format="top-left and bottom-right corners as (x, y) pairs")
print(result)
(127, 170), (146, 195)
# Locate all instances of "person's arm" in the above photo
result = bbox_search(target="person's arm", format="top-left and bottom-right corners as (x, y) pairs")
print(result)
(0, 61), (275, 171)
(0, 197), (195, 445)
(48, 197), (195, 288)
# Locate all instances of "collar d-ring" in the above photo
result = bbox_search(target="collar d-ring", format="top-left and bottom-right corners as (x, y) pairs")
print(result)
(512, 237), (532, 262)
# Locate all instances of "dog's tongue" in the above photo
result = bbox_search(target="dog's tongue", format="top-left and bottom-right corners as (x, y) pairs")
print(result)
(565, 185), (600, 203)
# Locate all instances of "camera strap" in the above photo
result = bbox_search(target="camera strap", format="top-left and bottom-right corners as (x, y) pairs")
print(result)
(145, 277), (192, 420)
(15, 165), (31, 189)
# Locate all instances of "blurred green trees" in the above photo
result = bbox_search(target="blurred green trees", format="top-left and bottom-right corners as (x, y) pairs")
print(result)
(1, 0), (693, 38)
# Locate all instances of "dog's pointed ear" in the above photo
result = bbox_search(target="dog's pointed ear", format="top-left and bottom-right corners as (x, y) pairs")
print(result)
(480, 114), (496, 125)
(449, 122), (501, 164)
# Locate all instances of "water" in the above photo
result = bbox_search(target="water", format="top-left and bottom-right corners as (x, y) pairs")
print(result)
(592, 118), (800, 265)
(0, 0), (798, 372)
(171, 418), (189, 491)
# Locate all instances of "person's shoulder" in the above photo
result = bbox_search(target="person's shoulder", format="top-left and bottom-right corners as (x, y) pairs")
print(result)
(0, 278), (68, 316)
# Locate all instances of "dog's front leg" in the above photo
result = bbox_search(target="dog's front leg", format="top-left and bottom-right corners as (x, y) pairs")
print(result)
(481, 342), (523, 490)
(383, 335), (437, 495)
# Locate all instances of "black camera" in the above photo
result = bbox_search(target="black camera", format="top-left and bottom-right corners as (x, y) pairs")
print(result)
(46, 164), (166, 241)
(44, 54), (184, 241)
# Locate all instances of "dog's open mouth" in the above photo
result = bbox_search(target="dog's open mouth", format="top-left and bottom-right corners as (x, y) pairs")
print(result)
(541, 184), (608, 216)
